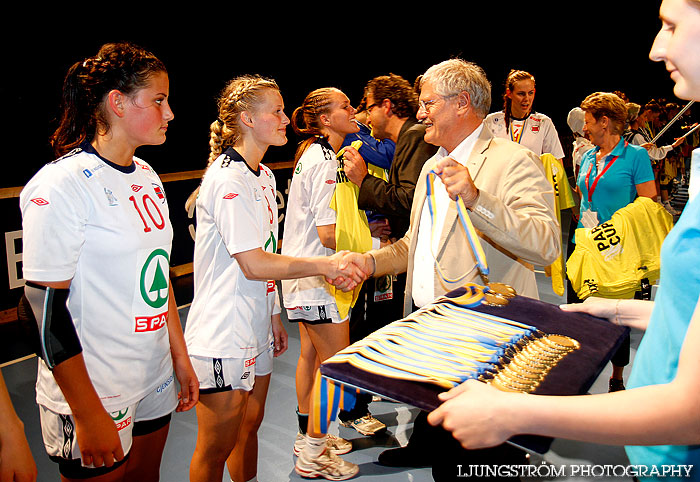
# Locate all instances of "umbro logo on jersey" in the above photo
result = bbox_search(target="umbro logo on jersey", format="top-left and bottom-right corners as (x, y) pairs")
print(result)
(223, 193), (238, 199)
(241, 372), (250, 380)
(131, 184), (143, 192)
(30, 198), (49, 206)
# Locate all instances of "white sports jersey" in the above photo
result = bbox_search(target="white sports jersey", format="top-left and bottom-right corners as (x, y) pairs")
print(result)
(484, 111), (565, 159)
(281, 140), (337, 307)
(20, 143), (174, 414)
(185, 148), (279, 360)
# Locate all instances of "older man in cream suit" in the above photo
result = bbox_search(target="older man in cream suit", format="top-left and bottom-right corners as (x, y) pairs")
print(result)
(343, 58), (560, 477)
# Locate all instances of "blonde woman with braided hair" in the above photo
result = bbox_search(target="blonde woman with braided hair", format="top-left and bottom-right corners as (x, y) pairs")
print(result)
(484, 69), (565, 160)
(184, 77), (365, 482)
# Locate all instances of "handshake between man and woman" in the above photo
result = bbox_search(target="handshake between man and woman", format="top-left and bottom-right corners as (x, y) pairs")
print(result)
(325, 251), (376, 292)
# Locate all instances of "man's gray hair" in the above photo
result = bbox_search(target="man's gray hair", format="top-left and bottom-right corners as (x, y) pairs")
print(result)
(421, 58), (492, 118)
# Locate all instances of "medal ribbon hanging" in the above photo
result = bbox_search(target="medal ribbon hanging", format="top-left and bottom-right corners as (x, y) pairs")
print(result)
(426, 170), (488, 281)
(426, 170), (516, 304)
(509, 118), (527, 144)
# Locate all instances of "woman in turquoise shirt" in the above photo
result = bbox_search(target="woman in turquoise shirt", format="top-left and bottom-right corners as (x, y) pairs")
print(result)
(576, 91), (657, 230)
(574, 91), (658, 392)
(426, 1), (700, 478)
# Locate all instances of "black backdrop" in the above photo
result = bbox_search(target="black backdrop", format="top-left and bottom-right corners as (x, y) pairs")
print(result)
(1, 3), (679, 187)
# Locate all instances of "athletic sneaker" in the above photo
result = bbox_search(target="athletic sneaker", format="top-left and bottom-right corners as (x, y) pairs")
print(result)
(294, 433), (352, 456)
(295, 448), (359, 480)
(340, 414), (386, 436)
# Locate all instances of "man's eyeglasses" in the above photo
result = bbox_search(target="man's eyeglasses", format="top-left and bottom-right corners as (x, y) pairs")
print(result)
(418, 94), (457, 114)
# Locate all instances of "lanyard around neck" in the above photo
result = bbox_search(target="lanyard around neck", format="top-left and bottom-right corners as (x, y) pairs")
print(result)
(585, 141), (628, 204)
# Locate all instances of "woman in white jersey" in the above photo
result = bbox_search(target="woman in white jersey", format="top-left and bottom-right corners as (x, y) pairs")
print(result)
(184, 77), (364, 482)
(282, 87), (364, 480)
(484, 69), (565, 159)
(19, 42), (198, 481)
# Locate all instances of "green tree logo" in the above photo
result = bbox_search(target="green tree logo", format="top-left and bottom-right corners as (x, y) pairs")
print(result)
(140, 249), (170, 308)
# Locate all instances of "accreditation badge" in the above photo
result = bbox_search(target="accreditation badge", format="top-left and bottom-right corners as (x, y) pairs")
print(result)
(373, 275), (394, 302)
(580, 209), (599, 229)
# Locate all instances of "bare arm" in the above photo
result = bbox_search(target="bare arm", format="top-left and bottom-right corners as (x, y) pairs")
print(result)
(233, 248), (366, 288)
(166, 285), (198, 412)
(316, 224), (336, 250)
(0, 371), (37, 482)
(560, 297), (655, 331)
(636, 179), (658, 199)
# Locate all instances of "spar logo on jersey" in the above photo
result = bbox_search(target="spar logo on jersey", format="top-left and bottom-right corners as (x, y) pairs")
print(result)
(139, 249), (170, 309)
(110, 408), (132, 431)
(135, 311), (168, 332)
(30, 198), (49, 206)
(223, 192), (238, 200)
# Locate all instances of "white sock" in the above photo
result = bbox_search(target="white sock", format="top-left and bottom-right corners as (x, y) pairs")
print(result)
(246, 477), (258, 482)
(305, 434), (327, 458)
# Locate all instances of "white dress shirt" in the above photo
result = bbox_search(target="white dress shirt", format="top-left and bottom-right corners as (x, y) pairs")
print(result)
(412, 124), (484, 308)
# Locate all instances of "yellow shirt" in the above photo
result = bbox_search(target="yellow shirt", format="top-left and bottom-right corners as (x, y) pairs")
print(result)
(566, 197), (673, 299)
(328, 141), (386, 318)
(540, 154), (576, 296)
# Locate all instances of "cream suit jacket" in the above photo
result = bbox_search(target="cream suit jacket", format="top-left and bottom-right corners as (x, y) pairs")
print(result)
(370, 125), (561, 316)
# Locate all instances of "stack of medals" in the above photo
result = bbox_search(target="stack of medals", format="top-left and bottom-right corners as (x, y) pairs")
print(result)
(324, 283), (580, 394)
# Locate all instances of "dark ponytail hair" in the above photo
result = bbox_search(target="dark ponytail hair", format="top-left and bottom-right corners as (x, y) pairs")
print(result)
(49, 42), (166, 158)
(502, 69), (535, 134)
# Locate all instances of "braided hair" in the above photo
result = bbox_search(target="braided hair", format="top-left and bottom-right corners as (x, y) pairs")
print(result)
(290, 87), (341, 166)
(206, 75), (280, 168)
(49, 42), (166, 158)
(502, 69), (535, 134)
(186, 75), (280, 211)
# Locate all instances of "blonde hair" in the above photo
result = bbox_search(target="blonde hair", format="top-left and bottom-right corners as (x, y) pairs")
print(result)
(580, 92), (628, 136)
(186, 75), (280, 211)
(207, 75), (280, 167)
